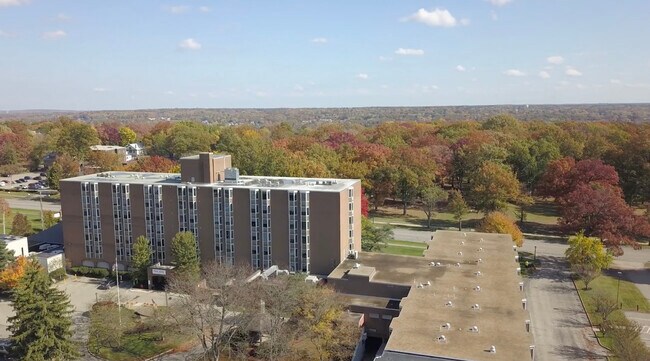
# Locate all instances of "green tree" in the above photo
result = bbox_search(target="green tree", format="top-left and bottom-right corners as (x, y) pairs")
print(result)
(171, 232), (200, 279)
(8, 260), (78, 360)
(395, 167), (419, 215)
(131, 235), (152, 287)
(42, 210), (58, 229)
(11, 213), (33, 236)
(565, 232), (613, 290)
(420, 185), (447, 230)
(118, 126), (137, 146)
(55, 118), (100, 160)
(0, 237), (15, 270)
(447, 190), (469, 231)
(361, 217), (392, 252)
(468, 161), (521, 213)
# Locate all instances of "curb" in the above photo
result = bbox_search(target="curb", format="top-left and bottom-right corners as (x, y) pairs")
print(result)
(572, 279), (612, 360)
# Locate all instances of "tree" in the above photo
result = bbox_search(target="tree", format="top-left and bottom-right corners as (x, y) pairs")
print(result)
(514, 193), (534, 223)
(395, 167), (419, 215)
(560, 183), (650, 254)
(0, 236), (15, 271)
(89, 300), (132, 352)
(167, 262), (256, 361)
(118, 126), (137, 146)
(536, 157), (619, 200)
(11, 213), (33, 236)
(125, 155), (178, 173)
(468, 161), (521, 213)
(47, 154), (80, 190)
(85, 150), (122, 172)
(8, 259), (78, 360)
(361, 217), (392, 252)
(0, 256), (27, 290)
(367, 166), (396, 211)
(170, 231), (200, 279)
(604, 317), (650, 361)
(447, 190), (469, 231)
(477, 211), (524, 247)
(565, 232), (613, 290)
(592, 292), (618, 325)
(0, 198), (11, 234)
(55, 118), (100, 160)
(420, 185), (446, 229)
(130, 235), (152, 287)
(42, 210), (58, 229)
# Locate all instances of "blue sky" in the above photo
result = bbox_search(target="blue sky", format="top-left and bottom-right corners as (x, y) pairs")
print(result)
(1, 0), (649, 110)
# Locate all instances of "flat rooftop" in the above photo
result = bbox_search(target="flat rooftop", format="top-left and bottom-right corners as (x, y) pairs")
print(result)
(0, 234), (26, 243)
(90, 145), (125, 151)
(382, 231), (534, 361)
(61, 171), (358, 192)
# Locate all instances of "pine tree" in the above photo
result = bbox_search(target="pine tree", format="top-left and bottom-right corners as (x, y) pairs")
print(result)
(131, 235), (152, 287)
(171, 231), (200, 279)
(8, 260), (78, 360)
(11, 213), (33, 236)
(0, 239), (15, 270)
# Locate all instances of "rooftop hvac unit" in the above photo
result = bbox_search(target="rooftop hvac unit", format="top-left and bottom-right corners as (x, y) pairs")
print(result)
(224, 168), (240, 181)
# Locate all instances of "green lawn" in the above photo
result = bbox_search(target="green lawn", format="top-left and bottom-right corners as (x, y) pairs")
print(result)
(2, 208), (46, 233)
(379, 244), (425, 257)
(576, 274), (650, 349)
(385, 239), (428, 248)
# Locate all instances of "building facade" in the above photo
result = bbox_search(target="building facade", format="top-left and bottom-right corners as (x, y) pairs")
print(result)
(61, 153), (361, 275)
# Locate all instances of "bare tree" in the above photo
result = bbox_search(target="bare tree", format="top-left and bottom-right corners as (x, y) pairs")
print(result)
(605, 317), (650, 361)
(166, 262), (256, 361)
(592, 292), (618, 325)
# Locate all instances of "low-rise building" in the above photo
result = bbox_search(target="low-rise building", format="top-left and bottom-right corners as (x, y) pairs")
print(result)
(90, 145), (128, 164)
(0, 234), (28, 258)
(33, 251), (65, 273)
(329, 231), (535, 361)
(126, 143), (145, 161)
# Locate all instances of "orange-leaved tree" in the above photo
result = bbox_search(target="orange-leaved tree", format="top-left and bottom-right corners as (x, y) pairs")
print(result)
(477, 211), (524, 247)
(0, 256), (29, 290)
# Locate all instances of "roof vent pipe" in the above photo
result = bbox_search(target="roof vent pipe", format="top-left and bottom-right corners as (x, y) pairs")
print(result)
(519, 282), (524, 291)
(525, 320), (531, 332)
(522, 298), (527, 310)
(490, 345), (496, 353)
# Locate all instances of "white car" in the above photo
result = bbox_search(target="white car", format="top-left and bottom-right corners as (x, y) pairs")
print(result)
(0, 181), (6, 186)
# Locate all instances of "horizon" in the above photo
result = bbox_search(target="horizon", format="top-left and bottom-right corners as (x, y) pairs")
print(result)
(1, 1), (649, 110)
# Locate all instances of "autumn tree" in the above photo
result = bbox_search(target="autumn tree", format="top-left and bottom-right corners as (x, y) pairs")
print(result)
(565, 232), (613, 290)
(8, 259), (78, 360)
(55, 118), (100, 160)
(0, 198), (10, 234)
(47, 154), (80, 190)
(361, 217), (392, 252)
(130, 235), (152, 287)
(0, 256), (27, 290)
(420, 185), (446, 229)
(118, 126), (137, 146)
(125, 155), (178, 173)
(171, 231), (200, 279)
(447, 190), (469, 231)
(85, 149), (122, 172)
(592, 292), (618, 325)
(367, 166), (396, 211)
(477, 211), (524, 247)
(604, 317), (650, 361)
(395, 167), (419, 215)
(43, 210), (58, 229)
(11, 213), (33, 236)
(468, 161), (521, 213)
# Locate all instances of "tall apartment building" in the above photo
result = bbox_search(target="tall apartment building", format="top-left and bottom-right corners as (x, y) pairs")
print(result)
(60, 153), (361, 276)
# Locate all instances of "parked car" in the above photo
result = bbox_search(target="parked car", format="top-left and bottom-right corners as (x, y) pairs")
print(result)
(98, 280), (116, 290)
(15, 179), (23, 183)
(33, 176), (42, 180)
(23, 176), (31, 180)
(39, 172), (47, 177)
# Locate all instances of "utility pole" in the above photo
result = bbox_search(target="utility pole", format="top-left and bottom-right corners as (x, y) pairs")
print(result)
(114, 258), (122, 327)
(39, 190), (44, 230)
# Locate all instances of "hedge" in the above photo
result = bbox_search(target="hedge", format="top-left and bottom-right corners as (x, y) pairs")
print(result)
(49, 268), (67, 281)
(69, 266), (110, 278)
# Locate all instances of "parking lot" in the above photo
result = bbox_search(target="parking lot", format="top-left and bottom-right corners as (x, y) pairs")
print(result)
(0, 171), (48, 191)
(625, 311), (650, 348)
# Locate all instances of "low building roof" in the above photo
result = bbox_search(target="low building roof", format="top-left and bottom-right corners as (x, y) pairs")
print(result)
(90, 145), (126, 151)
(0, 234), (27, 243)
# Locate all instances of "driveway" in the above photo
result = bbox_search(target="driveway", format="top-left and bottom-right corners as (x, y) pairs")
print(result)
(525, 256), (607, 361)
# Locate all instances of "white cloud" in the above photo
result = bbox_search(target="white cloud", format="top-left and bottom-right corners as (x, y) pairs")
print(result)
(610, 79), (622, 84)
(93, 87), (107, 92)
(356, 73), (369, 80)
(199, 6), (210, 13)
(565, 67), (582, 76)
(404, 8), (458, 28)
(42, 30), (66, 39)
(166, 5), (189, 14)
(538, 71), (551, 79)
(311, 37), (327, 44)
(503, 69), (526, 77)
(179, 38), (201, 50)
(547, 55), (564, 65)
(456, 65), (466, 72)
(378, 56), (393, 62)
(380, 84), (389, 89)
(487, 0), (513, 6)
(293, 84), (304, 92)
(0, 0), (30, 7)
(395, 48), (424, 56)
(56, 13), (71, 21)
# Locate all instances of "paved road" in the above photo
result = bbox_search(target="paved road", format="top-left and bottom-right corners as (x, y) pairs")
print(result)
(625, 311), (650, 348)
(5, 198), (61, 212)
(525, 256), (607, 361)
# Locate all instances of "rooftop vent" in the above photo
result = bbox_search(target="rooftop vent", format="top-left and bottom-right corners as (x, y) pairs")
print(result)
(516, 267), (522, 275)
(445, 301), (453, 307)
(455, 262), (461, 267)
(515, 255), (520, 262)
(478, 247), (483, 252)
(513, 245), (517, 252)
(477, 258), (483, 263)
(525, 320), (531, 332)
(457, 251), (463, 256)
(490, 345), (496, 353)
(474, 285), (481, 291)
(480, 238), (484, 242)
(460, 241), (465, 245)
(417, 283), (424, 288)
(437, 335), (447, 343)
(475, 271), (482, 276)
(519, 282), (524, 291)
(469, 326), (479, 333)
(430, 261), (442, 267)
(353, 263), (361, 269)
(471, 304), (480, 310)
(463, 232), (467, 237)
(522, 298), (527, 310)
(425, 280), (431, 286)
(441, 322), (451, 330)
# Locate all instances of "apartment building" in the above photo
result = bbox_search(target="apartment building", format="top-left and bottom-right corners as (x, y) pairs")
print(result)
(60, 153), (361, 276)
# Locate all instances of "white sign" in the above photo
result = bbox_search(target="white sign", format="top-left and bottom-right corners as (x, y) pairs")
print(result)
(151, 269), (167, 276)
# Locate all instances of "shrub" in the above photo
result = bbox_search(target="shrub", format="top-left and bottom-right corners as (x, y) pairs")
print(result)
(69, 266), (110, 278)
(49, 268), (67, 282)
(477, 211), (524, 246)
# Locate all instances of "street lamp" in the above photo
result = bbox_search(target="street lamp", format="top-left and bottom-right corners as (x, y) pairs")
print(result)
(616, 271), (623, 309)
